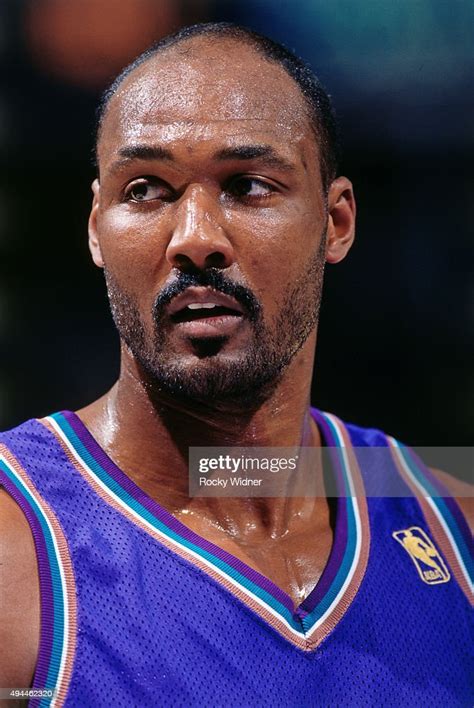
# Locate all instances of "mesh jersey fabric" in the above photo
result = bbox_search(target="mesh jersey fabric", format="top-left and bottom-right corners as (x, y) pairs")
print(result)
(0, 409), (472, 708)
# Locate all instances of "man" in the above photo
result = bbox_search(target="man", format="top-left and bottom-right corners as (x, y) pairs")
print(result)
(0, 22), (472, 707)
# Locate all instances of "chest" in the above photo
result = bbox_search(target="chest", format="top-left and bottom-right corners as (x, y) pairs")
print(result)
(180, 518), (334, 607)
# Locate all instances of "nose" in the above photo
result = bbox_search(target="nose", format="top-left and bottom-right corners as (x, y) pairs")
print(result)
(165, 185), (235, 272)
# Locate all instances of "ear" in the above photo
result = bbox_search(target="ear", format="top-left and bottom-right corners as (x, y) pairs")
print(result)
(325, 176), (356, 264)
(88, 178), (104, 268)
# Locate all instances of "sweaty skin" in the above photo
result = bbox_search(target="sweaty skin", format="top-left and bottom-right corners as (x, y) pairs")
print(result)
(83, 37), (355, 609)
(1, 36), (472, 691)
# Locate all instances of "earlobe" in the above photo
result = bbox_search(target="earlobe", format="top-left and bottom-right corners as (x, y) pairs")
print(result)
(88, 178), (104, 268)
(325, 177), (356, 264)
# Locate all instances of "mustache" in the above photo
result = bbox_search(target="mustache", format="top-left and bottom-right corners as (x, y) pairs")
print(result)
(152, 269), (262, 323)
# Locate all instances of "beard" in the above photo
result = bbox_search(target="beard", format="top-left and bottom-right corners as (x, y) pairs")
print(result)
(105, 234), (326, 408)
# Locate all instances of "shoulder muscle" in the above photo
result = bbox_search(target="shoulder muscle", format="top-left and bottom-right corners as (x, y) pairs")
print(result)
(430, 468), (474, 535)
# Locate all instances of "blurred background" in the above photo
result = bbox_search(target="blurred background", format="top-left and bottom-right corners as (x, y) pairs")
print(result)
(0, 0), (473, 447)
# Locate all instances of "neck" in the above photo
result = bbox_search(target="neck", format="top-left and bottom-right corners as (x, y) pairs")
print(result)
(77, 332), (320, 520)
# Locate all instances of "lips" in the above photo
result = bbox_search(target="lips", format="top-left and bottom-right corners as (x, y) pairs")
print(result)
(167, 287), (245, 324)
(164, 286), (246, 339)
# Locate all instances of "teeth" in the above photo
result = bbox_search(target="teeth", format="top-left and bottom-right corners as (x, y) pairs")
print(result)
(187, 303), (217, 310)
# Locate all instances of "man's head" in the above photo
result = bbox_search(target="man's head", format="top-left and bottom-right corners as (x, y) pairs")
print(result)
(89, 22), (356, 406)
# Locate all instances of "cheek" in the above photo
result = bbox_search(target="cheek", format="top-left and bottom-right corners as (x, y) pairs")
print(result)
(229, 204), (322, 314)
(97, 208), (168, 295)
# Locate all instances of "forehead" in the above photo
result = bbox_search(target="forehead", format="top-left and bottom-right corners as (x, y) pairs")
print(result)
(98, 38), (316, 165)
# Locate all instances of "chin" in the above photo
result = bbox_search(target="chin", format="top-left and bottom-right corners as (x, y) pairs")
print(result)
(140, 348), (282, 408)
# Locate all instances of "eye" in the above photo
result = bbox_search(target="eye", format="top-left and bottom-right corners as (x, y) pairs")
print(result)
(226, 176), (276, 200)
(124, 178), (172, 203)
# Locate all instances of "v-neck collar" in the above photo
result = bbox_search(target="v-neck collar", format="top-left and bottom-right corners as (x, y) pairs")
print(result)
(41, 408), (369, 651)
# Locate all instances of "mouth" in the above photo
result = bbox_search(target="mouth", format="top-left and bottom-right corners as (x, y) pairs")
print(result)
(167, 287), (245, 338)
(171, 303), (243, 323)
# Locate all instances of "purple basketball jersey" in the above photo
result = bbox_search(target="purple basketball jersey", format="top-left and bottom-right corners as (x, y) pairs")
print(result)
(0, 409), (472, 707)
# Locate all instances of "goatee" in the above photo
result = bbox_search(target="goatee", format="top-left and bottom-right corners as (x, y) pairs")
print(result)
(104, 234), (326, 407)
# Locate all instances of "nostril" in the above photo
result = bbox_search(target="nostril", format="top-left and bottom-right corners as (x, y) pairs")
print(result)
(205, 252), (227, 268)
(174, 254), (198, 273)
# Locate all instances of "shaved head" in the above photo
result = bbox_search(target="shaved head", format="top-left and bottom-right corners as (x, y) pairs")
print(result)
(96, 22), (339, 191)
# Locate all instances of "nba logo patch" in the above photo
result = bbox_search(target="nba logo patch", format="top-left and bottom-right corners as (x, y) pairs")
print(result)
(392, 526), (451, 585)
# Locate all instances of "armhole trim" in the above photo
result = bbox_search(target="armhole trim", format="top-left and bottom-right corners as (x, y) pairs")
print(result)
(0, 445), (77, 706)
(387, 437), (473, 605)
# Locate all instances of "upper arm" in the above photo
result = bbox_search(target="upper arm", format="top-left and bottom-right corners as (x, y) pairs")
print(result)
(429, 468), (474, 535)
(0, 487), (40, 690)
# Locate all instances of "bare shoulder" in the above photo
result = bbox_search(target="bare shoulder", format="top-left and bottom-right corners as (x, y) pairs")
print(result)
(429, 468), (474, 535)
(0, 487), (40, 690)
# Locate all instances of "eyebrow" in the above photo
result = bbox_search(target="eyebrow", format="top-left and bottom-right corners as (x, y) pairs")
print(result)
(108, 145), (175, 174)
(107, 142), (296, 175)
(213, 145), (296, 172)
